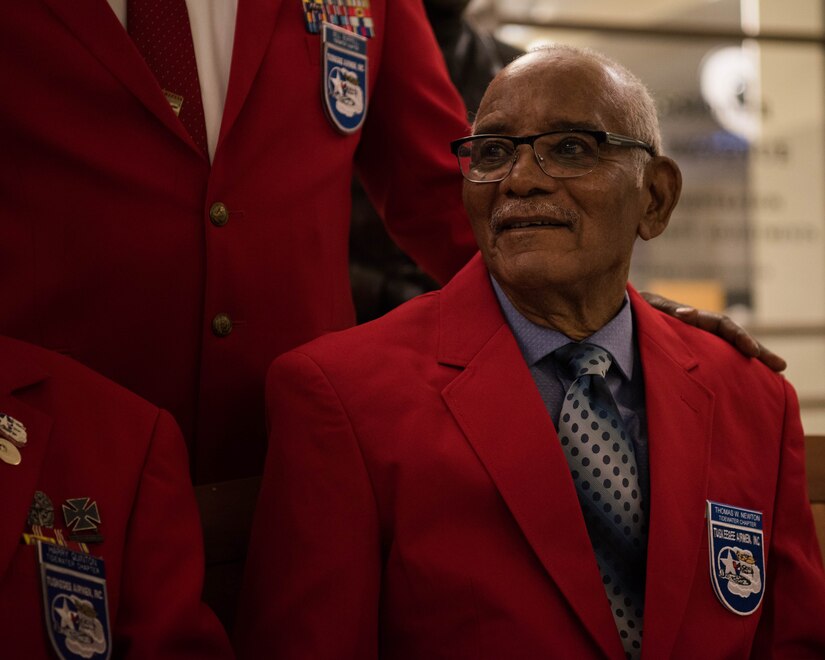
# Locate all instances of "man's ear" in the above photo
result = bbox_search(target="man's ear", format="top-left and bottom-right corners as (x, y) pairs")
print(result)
(638, 156), (682, 241)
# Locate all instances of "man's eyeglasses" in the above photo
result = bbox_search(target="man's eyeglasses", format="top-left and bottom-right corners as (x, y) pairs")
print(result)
(449, 129), (656, 183)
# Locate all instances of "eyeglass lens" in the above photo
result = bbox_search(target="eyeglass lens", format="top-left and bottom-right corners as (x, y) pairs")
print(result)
(457, 132), (601, 182)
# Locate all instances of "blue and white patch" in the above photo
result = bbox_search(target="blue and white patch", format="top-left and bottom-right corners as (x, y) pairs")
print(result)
(39, 541), (111, 660)
(707, 500), (765, 615)
(322, 22), (368, 134)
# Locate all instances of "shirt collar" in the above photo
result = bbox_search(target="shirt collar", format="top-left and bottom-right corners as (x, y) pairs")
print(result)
(491, 276), (635, 380)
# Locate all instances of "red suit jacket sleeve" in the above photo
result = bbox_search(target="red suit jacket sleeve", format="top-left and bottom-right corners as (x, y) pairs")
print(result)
(751, 379), (825, 657)
(235, 351), (382, 659)
(355, 0), (476, 285)
(113, 409), (236, 658)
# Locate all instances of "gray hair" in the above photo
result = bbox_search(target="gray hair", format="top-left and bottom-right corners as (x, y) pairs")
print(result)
(521, 44), (662, 176)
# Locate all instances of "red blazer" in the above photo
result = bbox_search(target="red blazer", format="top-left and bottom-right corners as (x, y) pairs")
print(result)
(236, 254), (825, 659)
(0, 336), (232, 658)
(0, 0), (475, 482)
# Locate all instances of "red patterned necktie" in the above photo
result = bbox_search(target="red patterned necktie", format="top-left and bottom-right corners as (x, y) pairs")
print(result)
(127, 0), (208, 154)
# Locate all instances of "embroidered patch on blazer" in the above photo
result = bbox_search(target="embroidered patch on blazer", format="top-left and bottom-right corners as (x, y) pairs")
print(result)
(39, 541), (111, 660)
(707, 500), (765, 615)
(322, 22), (368, 134)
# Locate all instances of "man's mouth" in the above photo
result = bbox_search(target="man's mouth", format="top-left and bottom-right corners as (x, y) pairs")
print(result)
(502, 218), (572, 231)
(492, 215), (575, 234)
(489, 202), (579, 234)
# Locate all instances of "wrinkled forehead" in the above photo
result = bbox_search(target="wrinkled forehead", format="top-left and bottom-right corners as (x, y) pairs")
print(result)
(473, 51), (626, 134)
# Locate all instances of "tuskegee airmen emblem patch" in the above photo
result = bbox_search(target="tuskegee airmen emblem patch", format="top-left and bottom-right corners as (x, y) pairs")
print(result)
(322, 21), (368, 134)
(707, 500), (765, 615)
(39, 541), (111, 660)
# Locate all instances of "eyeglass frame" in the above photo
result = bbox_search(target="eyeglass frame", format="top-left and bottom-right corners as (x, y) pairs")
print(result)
(449, 128), (657, 183)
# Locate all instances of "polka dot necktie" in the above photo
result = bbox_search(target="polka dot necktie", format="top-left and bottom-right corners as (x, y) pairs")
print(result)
(554, 343), (647, 660)
(127, 0), (208, 154)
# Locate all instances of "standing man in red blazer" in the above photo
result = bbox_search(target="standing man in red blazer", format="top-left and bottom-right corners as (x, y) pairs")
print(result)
(0, 335), (232, 658)
(0, 0), (477, 484)
(236, 46), (825, 658)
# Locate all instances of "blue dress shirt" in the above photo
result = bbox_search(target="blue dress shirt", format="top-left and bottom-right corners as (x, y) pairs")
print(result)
(491, 277), (650, 506)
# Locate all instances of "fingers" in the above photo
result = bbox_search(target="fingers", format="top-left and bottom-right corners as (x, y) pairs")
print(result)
(675, 307), (787, 372)
(640, 291), (787, 373)
(639, 291), (685, 319)
(672, 305), (700, 327)
(719, 317), (761, 358)
(753, 343), (788, 373)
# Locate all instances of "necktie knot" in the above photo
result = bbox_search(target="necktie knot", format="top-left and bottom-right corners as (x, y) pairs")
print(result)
(554, 343), (612, 380)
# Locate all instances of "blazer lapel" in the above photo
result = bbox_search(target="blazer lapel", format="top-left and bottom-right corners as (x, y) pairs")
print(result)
(0, 360), (52, 583)
(628, 289), (715, 659)
(438, 256), (626, 659)
(42, 0), (204, 156)
(217, 0), (281, 149)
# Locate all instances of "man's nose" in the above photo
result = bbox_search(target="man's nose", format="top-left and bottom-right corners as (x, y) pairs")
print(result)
(501, 144), (557, 196)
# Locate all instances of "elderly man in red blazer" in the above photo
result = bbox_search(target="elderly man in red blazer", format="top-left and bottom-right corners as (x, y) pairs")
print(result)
(0, 336), (232, 659)
(237, 45), (825, 658)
